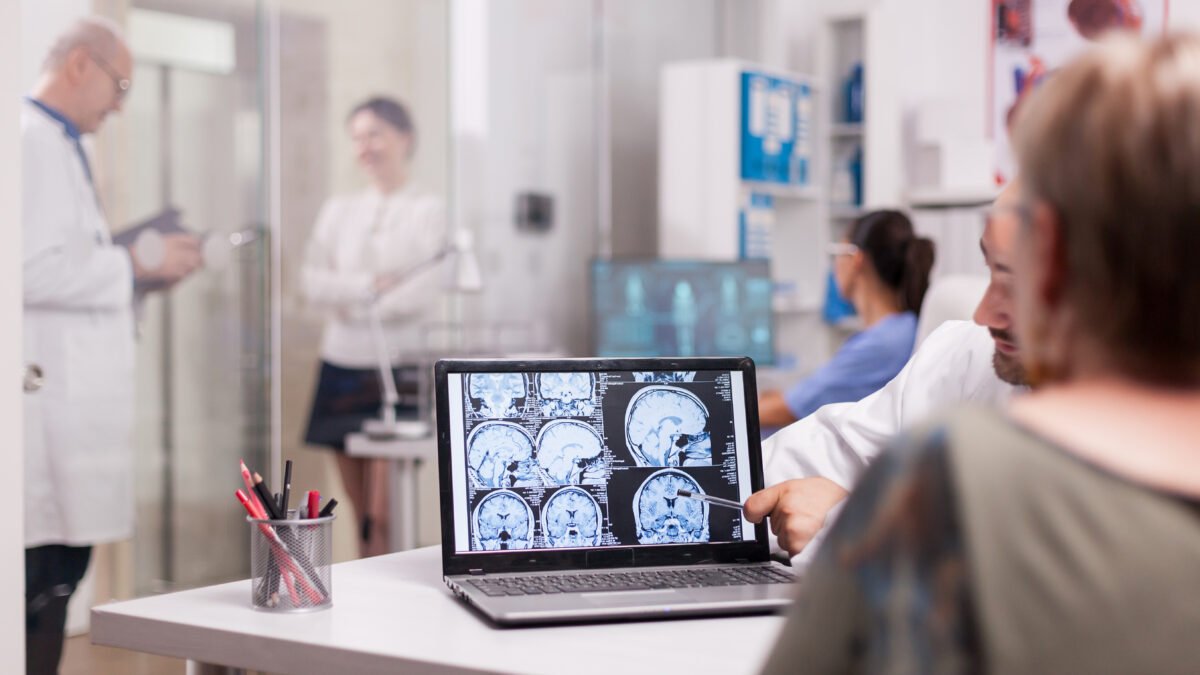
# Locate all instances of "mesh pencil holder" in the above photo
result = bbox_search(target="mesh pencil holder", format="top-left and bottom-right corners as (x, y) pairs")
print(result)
(247, 514), (334, 612)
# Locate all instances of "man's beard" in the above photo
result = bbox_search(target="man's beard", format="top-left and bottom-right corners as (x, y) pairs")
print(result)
(989, 328), (1027, 385)
(992, 350), (1027, 385)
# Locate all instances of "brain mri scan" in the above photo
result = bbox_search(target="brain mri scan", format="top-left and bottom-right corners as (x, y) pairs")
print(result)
(536, 420), (607, 486)
(634, 470), (709, 545)
(632, 371), (696, 383)
(467, 422), (541, 488)
(540, 487), (602, 548)
(472, 490), (535, 550)
(624, 386), (711, 467)
(468, 373), (527, 418)
(537, 372), (595, 417)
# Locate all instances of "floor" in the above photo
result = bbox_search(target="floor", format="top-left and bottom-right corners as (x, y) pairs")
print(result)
(61, 635), (183, 675)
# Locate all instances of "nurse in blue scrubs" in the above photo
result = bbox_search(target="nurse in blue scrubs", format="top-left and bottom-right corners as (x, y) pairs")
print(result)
(759, 210), (935, 428)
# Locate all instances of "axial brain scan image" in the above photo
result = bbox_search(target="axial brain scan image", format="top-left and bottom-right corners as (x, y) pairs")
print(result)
(468, 373), (527, 418)
(536, 420), (607, 486)
(467, 421), (541, 488)
(632, 371), (696, 383)
(634, 470), (709, 545)
(473, 490), (534, 550)
(537, 372), (595, 417)
(624, 386), (711, 467)
(541, 487), (602, 548)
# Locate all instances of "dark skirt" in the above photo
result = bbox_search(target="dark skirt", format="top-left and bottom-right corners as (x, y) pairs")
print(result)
(304, 361), (420, 452)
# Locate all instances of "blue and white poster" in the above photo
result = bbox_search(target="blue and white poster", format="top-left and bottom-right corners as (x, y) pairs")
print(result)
(740, 71), (812, 185)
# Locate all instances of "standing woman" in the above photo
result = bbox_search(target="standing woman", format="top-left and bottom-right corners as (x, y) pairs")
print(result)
(302, 97), (445, 557)
(758, 211), (935, 428)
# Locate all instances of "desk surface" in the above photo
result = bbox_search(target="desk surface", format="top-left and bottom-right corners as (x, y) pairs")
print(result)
(92, 546), (787, 675)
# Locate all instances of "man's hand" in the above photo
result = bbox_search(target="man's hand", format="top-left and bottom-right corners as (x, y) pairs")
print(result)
(132, 233), (203, 284)
(744, 477), (849, 557)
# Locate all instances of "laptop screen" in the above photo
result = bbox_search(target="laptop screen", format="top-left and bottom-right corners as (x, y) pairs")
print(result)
(443, 368), (758, 554)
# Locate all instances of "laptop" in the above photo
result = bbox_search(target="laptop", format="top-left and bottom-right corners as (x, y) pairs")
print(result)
(434, 356), (796, 626)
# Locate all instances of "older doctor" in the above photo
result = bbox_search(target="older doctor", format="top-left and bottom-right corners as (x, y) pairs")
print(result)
(23, 18), (201, 674)
(744, 182), (1028, 565)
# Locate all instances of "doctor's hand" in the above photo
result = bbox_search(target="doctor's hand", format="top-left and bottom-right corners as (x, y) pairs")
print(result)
(744, 477), (849, 557)
(132, 233), (203, 284)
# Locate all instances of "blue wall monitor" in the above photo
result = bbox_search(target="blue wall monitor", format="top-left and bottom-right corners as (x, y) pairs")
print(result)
(591, 259), (774, 366)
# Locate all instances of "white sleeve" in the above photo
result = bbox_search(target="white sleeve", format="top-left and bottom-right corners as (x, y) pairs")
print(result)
(300, 199), (373, 309)
(22, 129), (132, 311)
(761, 320), (985, 491)
(371, 198), (447, 319)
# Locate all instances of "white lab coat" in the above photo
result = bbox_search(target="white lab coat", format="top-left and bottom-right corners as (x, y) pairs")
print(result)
(301, 186), (447, 368)
(22, 100), (136, 547)
(762, 320), (1019, 567)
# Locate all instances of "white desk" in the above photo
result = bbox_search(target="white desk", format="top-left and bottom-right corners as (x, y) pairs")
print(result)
(344, 432), (437, 551)
(92, 546), (787, 674)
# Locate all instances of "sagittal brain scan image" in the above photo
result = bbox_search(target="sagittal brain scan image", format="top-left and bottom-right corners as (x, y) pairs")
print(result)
(624, 386), (712, 467)
(467, 422), (540, 488)
(541, 487), (602, 548)
(468, 373), (527, 418)
(634, 470), (709, 544)
(537, 372), (595, 417)
(473, 490), (535, 550)
(536, 420), (607, 485)
(632, 371), (696, 383)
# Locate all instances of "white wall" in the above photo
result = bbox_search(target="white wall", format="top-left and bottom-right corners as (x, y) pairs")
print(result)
(21, 0), (92, 90)
(2, 0), (23, 668)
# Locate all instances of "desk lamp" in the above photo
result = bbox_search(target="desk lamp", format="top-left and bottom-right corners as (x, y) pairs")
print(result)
(362, 229), (481, 439)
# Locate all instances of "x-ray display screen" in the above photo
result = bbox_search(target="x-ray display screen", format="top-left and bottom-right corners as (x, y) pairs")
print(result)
(445, 369), (757, 553)
(591, 260), (774, 366)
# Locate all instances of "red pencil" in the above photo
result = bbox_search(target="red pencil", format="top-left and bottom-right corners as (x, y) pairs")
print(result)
(307, 490), (320, 519)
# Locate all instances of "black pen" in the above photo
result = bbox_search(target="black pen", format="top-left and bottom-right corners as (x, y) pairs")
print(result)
(253, 472), (284, 520)
(318, 497), (338, 518)
(676, 489), (744, 512)
(281, 459), (293, 513)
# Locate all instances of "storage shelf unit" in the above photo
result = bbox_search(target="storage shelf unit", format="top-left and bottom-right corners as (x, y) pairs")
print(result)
(822, 15), (867, 239)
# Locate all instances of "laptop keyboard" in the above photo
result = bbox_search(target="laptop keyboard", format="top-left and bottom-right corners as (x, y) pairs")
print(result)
(465, 566), (795, 597)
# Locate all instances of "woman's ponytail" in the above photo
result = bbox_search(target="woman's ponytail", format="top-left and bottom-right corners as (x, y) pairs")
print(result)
(850, 210), (936, 315)
(900, 237), (936, 315)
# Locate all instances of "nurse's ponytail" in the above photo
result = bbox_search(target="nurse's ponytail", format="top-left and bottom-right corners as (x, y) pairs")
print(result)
(850, 210), (936, 315)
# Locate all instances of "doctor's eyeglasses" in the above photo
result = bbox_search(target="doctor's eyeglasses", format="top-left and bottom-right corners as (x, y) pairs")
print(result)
(87, 51), (131, 100)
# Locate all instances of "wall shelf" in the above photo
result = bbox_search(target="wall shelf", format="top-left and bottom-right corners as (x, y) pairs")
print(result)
(829, 122), (864, 138)
(742, 181), (820, 199)
(830, 205), (866, 220)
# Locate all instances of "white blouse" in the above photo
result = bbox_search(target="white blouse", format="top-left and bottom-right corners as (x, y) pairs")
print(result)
(301, 185), (446, 368)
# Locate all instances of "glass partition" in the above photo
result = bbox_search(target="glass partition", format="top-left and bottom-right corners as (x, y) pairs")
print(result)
(119, 1), (271, 593)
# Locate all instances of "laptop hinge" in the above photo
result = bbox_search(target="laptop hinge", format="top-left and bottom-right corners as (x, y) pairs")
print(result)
(468, 568), (485, 576)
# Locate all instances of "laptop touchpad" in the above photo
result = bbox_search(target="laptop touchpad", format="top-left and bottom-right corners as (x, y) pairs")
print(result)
(582, 589), (679, 607)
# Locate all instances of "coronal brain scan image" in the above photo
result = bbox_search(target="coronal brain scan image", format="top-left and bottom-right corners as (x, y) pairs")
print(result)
(468, 373), (527, 418)
(537, 372), (595, 417)
(541, 487), (602, 548)
(634, 470), (709, 545)
(473, 490), (535, 550)
(536, 420), (607, 485)
(467, 422), (540, 488)
(624, 386), (712, 467)
(632, 371), (696, 383)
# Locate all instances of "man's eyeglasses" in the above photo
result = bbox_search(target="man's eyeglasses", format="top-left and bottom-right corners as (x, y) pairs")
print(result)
(827, 242), (860, 258)
(981, 203), (1034, 229)
(87, 51), (131, 100)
